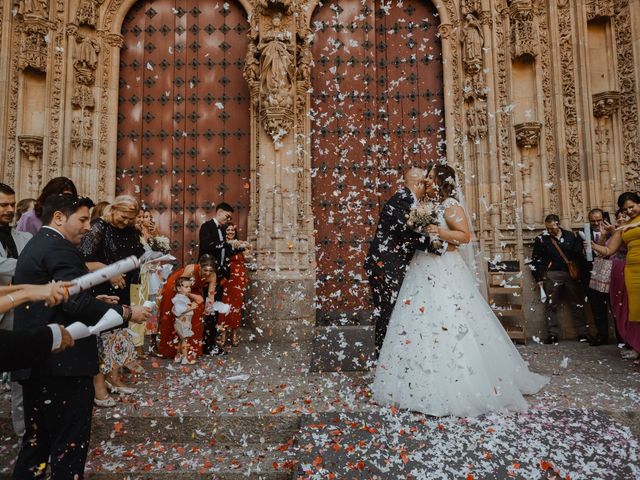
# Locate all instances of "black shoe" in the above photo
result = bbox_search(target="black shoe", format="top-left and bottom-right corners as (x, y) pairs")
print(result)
(208, 346), (227, 356)
(577, 335), (591, 343)
(589, 337), (607, 346)
(543, 335), (559, 345)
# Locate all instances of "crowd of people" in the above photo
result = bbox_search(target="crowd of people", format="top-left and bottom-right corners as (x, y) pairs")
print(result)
(0, 177), (250, 478)
(529, 191), (640, 359)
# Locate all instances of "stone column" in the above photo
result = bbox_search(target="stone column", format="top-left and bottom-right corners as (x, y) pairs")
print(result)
(514, 122), (542, 225)
(243, 2), (314, 340)
(592, 91), (619, 211)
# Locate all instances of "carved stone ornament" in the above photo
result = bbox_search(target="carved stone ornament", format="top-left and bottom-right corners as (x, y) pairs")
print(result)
(462, 14), (484, 75)
(592, 91), (620, 118)
(17, 18), (51, 72)
(514, 121), (542, 148)
(245, 4), (298, 148)
(73, 36), (100, 85)
(18, 134), (44, 162)
(71, 111), (94, 149)
(18, 0), (49, 18)
(76, 0), (104, 28)
(586, 0), (614, 21)
(466, 100), (488, 141)
(461, 0), (482, 16)
(509, 0), (538, 60)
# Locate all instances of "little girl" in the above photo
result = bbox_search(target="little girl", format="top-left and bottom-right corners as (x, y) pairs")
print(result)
(172, 277), (198, 364)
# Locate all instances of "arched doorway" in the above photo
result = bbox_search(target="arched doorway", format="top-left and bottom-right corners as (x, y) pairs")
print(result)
(311, 0), (445, 318)
(116, 0), (250, 264)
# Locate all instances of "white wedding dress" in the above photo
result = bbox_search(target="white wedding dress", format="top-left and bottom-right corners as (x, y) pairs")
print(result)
(371, 198), (548, 417)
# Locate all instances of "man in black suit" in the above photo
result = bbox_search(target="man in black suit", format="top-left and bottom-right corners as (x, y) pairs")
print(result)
(365, 168), (442, 355)
(198, 202), (247, 354)
(12, 194), (149, 479)
(530, 214), (590, 345)
(198, 202), (235, 278)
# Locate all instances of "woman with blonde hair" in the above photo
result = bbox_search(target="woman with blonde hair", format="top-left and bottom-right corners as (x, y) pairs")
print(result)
(79, 195), (147, 406)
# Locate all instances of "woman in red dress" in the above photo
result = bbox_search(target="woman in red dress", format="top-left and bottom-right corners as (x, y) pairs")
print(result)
(220, 224), (249, 347)
(157, 255), (217, 359)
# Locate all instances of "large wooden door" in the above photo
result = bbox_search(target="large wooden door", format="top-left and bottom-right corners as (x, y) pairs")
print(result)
(117, 0), (250, 264)
(311, 0), (444, 316)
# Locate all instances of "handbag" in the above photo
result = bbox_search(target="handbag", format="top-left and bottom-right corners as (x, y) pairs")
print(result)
(589, 255), (613, 293)
(549, 237), (581, 280)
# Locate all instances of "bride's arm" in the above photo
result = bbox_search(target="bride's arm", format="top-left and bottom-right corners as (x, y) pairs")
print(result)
(425, 204), (471, 246)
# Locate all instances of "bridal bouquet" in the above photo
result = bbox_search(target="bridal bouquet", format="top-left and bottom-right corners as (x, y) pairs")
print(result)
(407, 202), (443, 250)
(148, 235), (171, 254)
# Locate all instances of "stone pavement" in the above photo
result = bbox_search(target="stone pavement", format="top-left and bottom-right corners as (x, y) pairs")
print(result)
(0, 338), (639, 479)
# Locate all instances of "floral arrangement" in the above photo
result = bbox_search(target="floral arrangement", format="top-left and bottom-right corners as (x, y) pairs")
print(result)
(148, 235), (171, 254)
(407, 202), (444, 251)
(407, 202), (439, 231)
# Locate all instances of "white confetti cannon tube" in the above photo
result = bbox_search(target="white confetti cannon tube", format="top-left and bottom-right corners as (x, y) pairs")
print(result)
(66, 255), (141, 296)
(582, 223), (593, 262)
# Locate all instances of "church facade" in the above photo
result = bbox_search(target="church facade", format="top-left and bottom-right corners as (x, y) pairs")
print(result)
(1, 0), (639, 337)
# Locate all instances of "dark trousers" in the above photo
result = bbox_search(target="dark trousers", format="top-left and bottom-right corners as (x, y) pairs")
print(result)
(587, 287), (610, 341)
(13, 376), (94, 479)
(542, 270), (588, 338)
(369, 269), (403, 355)
(202, 283), (223, 354)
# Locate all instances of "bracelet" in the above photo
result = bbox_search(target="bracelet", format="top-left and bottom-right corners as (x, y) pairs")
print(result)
(5, 294), (15, 308)
(122, 305), (132, 322)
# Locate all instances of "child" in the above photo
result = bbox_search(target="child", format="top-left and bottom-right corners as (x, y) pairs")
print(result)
(172, 277), (198, 364)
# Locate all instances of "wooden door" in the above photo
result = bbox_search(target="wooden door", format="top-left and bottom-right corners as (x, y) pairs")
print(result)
(117, 0), (250, 264)
(311, 0), (445, 317)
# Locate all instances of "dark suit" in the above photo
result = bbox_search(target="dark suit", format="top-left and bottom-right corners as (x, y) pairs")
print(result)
(364, 188), (430, 353)
(12, 227), (121, 479)
(198, 220), (245, 353)
(199, 219), (228, 278)
(0, 327), (53, 372)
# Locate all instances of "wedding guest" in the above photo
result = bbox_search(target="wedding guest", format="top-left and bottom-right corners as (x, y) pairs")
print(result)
(607, 210), (640, 359)
(0, 282), (74, 372)
(583, 208), (612, 346)
(14, 198), (34, 225)
(136, 206), (158, 248)
(90, 200), (110, 224)
(16, 176), (77, 235)
(530, 214), (590, 344)
(592, 192), (640, 330)
(79, 195), (145, 405)
(198, 203), (242, 354)
(0, 183), (32, 437)
(219, 223), (249, 347)
(157, 254), (217, 359)
(11, 193), (149, 478)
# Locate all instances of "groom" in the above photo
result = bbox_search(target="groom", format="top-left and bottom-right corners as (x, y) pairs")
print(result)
(365, 168), (442, 356)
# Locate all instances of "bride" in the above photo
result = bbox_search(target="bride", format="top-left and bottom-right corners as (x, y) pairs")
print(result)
(371, 164), (548, 417)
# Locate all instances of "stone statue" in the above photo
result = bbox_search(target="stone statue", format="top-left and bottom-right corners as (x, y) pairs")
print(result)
(258, 12), (295, 108)
(74, 37), (100, 85)
(18, 0), (48, 17)
(463, 14), (484, 73)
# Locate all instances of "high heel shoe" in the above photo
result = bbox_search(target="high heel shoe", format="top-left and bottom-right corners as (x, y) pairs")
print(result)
(94, 395), (116, 407)
(231, 329), (240, 347)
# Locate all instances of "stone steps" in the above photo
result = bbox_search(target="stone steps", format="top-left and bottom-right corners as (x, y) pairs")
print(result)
(1, 441), (295, 479)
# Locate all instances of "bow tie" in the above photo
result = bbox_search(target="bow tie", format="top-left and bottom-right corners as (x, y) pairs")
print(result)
(0, 225), (11, 234)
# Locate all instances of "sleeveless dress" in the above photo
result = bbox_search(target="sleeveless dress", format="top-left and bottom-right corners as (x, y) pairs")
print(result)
(371, 198), (548, 417)
(622, 218), (640, 322)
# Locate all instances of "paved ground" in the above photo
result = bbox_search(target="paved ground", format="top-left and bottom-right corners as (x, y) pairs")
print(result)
(1, 338), (639, 479)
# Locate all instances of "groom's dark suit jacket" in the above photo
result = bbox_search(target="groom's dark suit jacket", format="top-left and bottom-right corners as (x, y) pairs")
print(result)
(364, 187), (429, 278)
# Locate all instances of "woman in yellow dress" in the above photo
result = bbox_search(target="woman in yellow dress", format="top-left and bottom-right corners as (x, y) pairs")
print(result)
(592, 192), (640, 324)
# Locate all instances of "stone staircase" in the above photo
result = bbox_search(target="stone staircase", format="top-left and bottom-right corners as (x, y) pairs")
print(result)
(0, 335), (373, 479)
